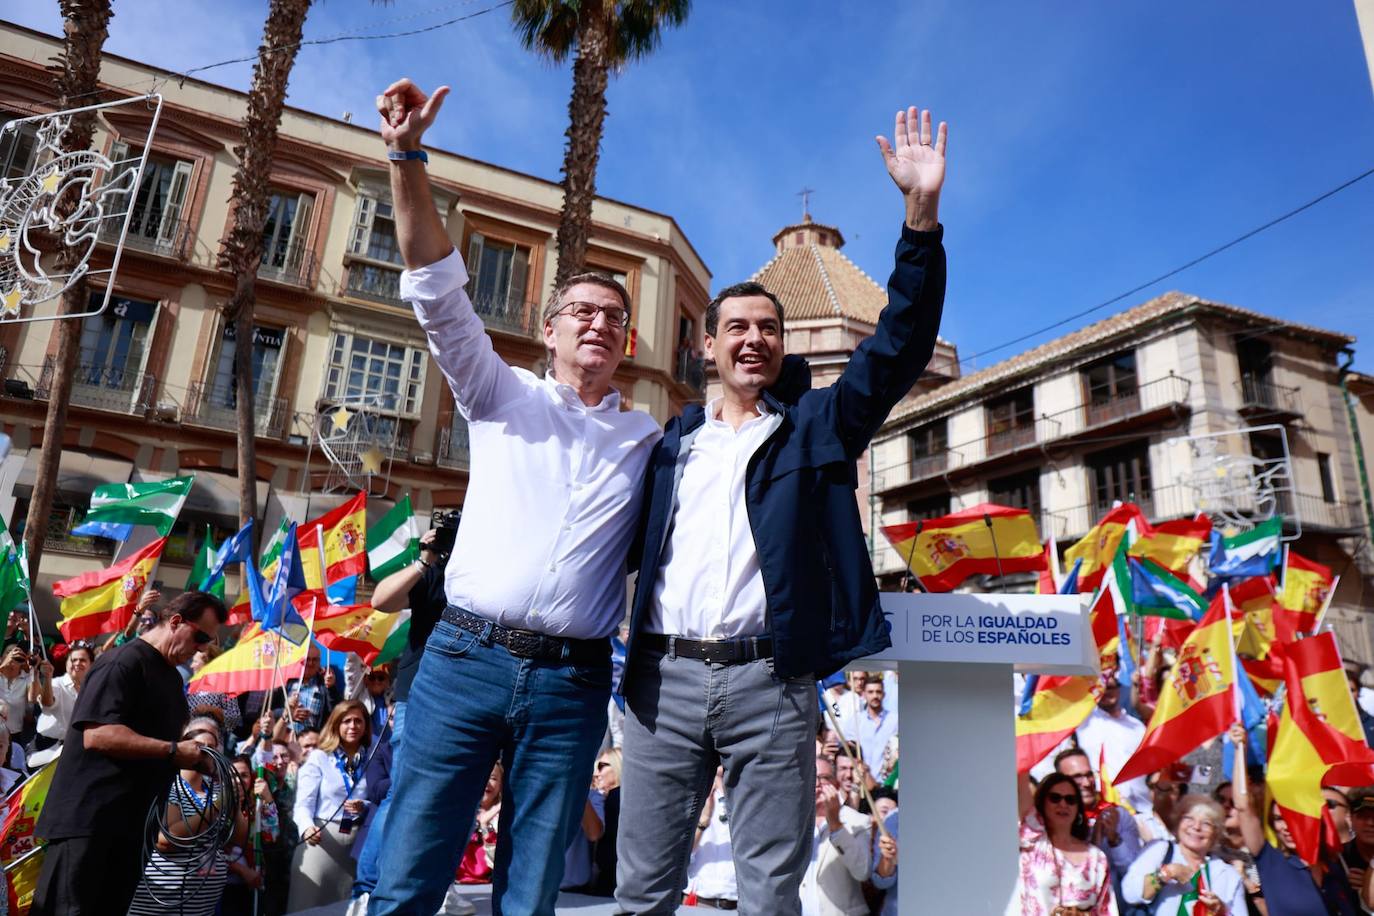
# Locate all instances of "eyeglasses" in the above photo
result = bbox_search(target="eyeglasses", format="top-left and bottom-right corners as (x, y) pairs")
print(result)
(191, 628), (214, 646)
(556, 301), (631, 329)
(1046, 791), (1080, 806)
(595, 761), (612, 771)
(1326, 798), (1351, 811)
(1151, 783), (1182, 794)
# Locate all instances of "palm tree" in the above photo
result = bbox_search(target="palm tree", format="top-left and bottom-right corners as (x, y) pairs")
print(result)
(217, 0), (313, 549)
(512, 0), (690, 285)
(21, 0), (115, 574)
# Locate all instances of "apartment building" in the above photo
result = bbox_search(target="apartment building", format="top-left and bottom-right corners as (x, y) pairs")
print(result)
(868, 291), (1374, 660)
(0, 24), (711, 621)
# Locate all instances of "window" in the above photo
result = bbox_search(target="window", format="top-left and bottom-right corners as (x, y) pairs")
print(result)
(906, 494), (951, 523)
(674, 311), (703, 390)
(466, 233), (530, 313)
(0, 112), (40, 181)
(164, 514), (240, 566)
(1237, 337), (1275, 405)
(323, 331), (426, 416)
(208, 323), (284, 409)
(259, 189), (314, 279)
(348, 196), (402, 265)
(1082, 351), (1139, 423)
(985, 387), (1035, 452)
(1248, 431), (1293, 515)
(1318, 453), (1336, 503)
(908, 420), (948, 477)
(77, 293), (155, 390)
(9, 496), (115, 558)
(1087, 440), (1153, 514)
(108, 142), (193, 247)
(989, 469), (1042, 519)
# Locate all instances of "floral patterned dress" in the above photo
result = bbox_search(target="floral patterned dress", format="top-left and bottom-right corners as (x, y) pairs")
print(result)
(1014, 813), (1118, 915)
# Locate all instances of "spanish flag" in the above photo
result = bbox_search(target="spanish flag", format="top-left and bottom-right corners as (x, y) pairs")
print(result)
(1097, 744), (1134, 814)
(1015, 676), (1099, 774)
(298, 491), (367, 589)
(1115, 598), (1236, 783)
(1127, 515), (1212, 574)
(52, 537), (166, 641)
(1064, 503), (1145, 592)
(1274, 550), (1334, 643)
(189, 623), (307, 696)
(1, 760), (56, 916)
(1267, 633), (1374, 864)
(313, 603), (412, 665)
(881, 503), (1045, 592)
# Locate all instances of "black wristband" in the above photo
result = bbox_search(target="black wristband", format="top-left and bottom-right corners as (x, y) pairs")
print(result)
(167, 740), (178, 760)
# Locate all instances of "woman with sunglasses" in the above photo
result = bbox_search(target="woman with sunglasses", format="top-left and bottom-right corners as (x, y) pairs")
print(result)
(128, 716), (249, 915)
(1122, 794), (1245, 914)
(1016, 772), (1118, 915)
(288, 699), (373, 911)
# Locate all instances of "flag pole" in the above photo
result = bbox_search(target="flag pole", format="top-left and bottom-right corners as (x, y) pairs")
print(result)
(983, 513), (1006, 587)
(899, 520), (928, 594)
(820, 702), (891, 841)
(1310, 574), (1340, 637)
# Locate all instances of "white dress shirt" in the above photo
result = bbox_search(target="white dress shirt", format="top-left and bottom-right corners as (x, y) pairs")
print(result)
(855, 707), (898, 771)
(0, 674), (27, 734)
(1075, 706), (1151, 814)
(686, 790), (737, 900)
(292, 748), (370, 835)
(405, 250), (661, 639)
(30, 674), (79, 766)
(648, 398), (781, 639)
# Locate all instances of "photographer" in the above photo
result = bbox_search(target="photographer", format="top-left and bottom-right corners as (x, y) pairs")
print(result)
(0, 641), (31, 737)
(346, 516), (454, 915)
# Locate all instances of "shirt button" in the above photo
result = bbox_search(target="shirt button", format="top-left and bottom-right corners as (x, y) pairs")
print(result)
(548, 563), (557, 572)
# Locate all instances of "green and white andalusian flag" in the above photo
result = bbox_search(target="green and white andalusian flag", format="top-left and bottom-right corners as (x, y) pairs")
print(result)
(0, 517), (29, 624)
(373, 609), (413, 665)
(368, 494), (420, 581)
(72, 476), (194, 540)
(185, 525), (226, 601)
(260, 517), (291, 583)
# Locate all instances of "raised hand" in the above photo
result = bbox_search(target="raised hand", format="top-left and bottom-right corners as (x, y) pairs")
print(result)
(875, 107), (948, 231)
(376, 79), (450, 152)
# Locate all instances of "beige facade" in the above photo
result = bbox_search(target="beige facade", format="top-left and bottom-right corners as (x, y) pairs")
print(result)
(0, 24), (711, 623)
(870, 291), (1374, 662)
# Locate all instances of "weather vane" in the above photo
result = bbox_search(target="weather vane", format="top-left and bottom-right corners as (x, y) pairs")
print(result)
(0, 94), (163, 324)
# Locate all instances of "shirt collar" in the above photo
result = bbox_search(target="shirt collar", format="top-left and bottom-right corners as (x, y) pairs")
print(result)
(542, 372), (621, 413)
(704, 396), (773, 429)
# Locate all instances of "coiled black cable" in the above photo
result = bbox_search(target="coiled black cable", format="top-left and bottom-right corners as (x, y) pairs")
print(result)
(134, 745), (243, 914)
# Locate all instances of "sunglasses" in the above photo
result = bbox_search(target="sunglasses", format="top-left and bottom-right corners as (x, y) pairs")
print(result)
(1046, 791), (1080, 806)
(191, 628), (214, 645)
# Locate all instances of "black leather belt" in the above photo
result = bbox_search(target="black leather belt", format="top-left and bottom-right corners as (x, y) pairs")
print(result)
(440, 606), (610, 666)
(687, 896), (738, 910)
(640, 634), (773, 664)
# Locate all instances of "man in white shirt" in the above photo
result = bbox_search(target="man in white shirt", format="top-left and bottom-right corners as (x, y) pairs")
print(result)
(617, 107), (950, 913)
(799, 756), (871, 916)
(853, 676), (898, 770)
(0, 644), (30, 735)
(1074, 679), (1151, 815)
(685, 774), (737, 908)
(366, 80), (660, 916)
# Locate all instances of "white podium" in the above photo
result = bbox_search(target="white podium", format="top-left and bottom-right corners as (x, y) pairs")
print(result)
(856, 591), (1098, 915)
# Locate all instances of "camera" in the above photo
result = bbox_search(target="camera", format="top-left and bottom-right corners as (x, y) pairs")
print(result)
(427, 509), (461, 566)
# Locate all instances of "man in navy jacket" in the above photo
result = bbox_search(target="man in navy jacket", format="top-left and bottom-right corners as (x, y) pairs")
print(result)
(615, 107), (950, 913)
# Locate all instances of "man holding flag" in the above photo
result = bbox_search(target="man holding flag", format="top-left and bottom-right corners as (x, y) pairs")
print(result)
(31, 590), (227, 916)
(366, 79), (662, 916)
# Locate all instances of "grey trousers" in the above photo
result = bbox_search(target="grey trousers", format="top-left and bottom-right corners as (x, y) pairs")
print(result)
(615, 648), (818, 915)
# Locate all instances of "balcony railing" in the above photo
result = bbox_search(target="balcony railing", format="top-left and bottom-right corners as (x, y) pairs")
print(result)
(183, 380), (289, 439)
(674, 352), (707, 395)
(437, 421), (471, 470)
(1290, 492), (1365, 532)
(257, 238), (316, 287)
(99, 213), (194, 260)
(1237, 377), (1302, 416)
(36, 358), (156, 415)
(985, 423), (1037, 458)
(472, 292), (540, 338)
(343, 260), (404, 305)
(909, 451), (948, 481)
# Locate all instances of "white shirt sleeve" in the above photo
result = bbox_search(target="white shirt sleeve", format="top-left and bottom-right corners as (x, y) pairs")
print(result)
(402, 249), (526, 422)
(292, 751), (324, 836)
(1121, 839), (1168, 905)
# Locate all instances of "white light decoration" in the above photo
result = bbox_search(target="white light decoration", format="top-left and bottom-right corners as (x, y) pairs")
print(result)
(0, 95), (163, 323)
(1180, 423), (1300, 540)
(305, 394), (402, 496)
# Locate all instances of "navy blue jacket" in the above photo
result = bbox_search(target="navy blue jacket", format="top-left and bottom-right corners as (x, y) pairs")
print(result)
(623, 223), (947, 684)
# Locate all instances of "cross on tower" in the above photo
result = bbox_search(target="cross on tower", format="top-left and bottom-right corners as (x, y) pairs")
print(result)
(797, 187), (815, 220)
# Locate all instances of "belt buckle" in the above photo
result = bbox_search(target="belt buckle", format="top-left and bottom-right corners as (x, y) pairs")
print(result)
(506, 630), (539, 659)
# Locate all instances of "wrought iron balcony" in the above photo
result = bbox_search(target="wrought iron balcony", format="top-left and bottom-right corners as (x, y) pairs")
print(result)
(343, 260), (404, 306)
(1237, 376), (1302, 418)
(908, 451), (949, 481)
(257, 238), (316, 287)
(98, 212), (194, 260)
(674, 352), (707, 395)
(183, 380), (289, 439)
(1291, 491), (1365, 533)
(437, 421), (471, 470)
(471, 291), (540, 338)
(36, 358), (157, 415)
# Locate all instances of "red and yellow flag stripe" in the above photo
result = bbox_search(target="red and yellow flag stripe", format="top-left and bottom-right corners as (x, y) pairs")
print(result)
(52, 537), (166, 641)
(881, 503), (1045, 592)
(298, 491), (368, 588)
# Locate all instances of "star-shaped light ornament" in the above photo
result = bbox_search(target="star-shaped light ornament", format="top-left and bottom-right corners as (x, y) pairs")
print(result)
(39, 169), (62, 195)
(0, 287), (21, 319)
(359, 446), (384, 475)
(0, 230), (11, 254)
(330, 406), (352, 432)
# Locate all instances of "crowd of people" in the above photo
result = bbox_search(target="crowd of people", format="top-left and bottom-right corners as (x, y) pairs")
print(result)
(1012, 663), (1374, 915)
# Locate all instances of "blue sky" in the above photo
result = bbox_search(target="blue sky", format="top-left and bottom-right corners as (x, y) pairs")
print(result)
(8, 0), (1374, 371)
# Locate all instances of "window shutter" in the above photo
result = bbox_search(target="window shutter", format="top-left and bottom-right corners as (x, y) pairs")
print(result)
(285, 192), (314, 271)
(465, 232), (484, 295)
(157, 159), (194, 244)
(508, 246), (529, 313)
(349, 196), (375, 254)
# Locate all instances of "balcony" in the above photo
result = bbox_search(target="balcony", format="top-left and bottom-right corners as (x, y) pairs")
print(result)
(1237, 376), (1302, 421)
(98, 213), (194, 260)
(909, 451), (949, 481)
(472, 291), (540, 339)
(437, 421), (471, 470)
(674, 352), (707, 395)
(183, 380), (289, 439)
(36, 358), (156, 415)
(257, 239), (315, 287)
(343, 260), (404, 306)
(1289, 492), (1365, 533)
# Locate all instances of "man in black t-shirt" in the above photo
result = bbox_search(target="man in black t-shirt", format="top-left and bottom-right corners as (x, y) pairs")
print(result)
(349, 528), (448, 910)
(32, 590), (228, 916)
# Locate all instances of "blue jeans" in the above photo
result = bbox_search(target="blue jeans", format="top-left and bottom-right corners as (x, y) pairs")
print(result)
(352, 700), (407, 898)
(367, 618), (610, 916)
